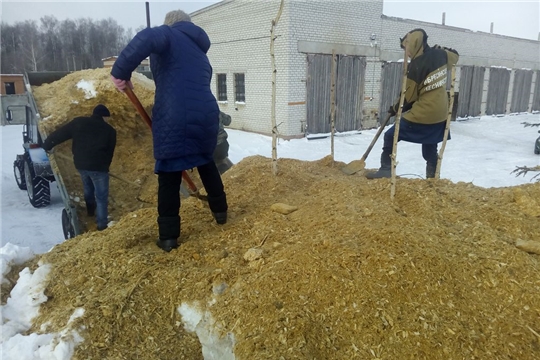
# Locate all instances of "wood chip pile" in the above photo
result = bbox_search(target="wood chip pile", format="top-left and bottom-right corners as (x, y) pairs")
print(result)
(12, 69), (540, 359)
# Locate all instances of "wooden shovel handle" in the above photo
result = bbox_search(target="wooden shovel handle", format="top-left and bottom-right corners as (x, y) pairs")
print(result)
(124, 86), (152, 128)
(361, 112), (392, 161)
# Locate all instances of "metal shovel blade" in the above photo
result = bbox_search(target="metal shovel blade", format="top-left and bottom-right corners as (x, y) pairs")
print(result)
(341, 159), (366, 175)
(340, 113), (392, 176)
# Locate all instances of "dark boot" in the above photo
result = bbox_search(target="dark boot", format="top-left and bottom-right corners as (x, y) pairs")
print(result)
(208, 193), (228, 225)
(426, 163), (436, 179)
(213, 212), (227, 225)
(156, 239), (179, 252)
(157, 216), (180, 252)
(422, 144), (438, 179)
(366, 152), (392, 179)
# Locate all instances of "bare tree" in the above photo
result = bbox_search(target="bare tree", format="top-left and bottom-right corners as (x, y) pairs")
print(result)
(19, 20), (45, 71)
(1, 16), (130, 73)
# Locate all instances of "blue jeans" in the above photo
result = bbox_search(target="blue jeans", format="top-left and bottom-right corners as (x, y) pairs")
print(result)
(78, 170), (109, 230)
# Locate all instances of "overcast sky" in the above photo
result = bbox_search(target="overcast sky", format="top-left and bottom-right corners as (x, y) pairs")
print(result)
(1, 0), (539, 41)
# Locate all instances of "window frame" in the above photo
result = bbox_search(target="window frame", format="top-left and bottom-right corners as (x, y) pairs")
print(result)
(216, 73), (227, 101)
(4, 82), (15, 95)
(234, 73), (245, 103)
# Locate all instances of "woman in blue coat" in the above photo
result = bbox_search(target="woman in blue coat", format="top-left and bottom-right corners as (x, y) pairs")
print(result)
(111, 9), (228, 252)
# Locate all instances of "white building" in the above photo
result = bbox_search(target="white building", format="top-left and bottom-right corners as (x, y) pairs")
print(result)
(192, 0), (540, 138)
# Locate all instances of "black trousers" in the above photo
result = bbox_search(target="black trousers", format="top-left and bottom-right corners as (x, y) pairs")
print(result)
(157, 161), (228, 240)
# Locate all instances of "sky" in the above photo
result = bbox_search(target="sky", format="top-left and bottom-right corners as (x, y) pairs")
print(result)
(1, 0), (539, 41)
(1, 111), (540, 358)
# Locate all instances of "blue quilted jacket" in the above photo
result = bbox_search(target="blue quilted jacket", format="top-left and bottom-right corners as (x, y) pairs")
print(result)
(111, 22), (219, 169)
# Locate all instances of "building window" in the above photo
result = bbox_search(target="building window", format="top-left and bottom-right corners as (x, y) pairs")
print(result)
(217, 74), (227, 101)
(234, 73), (245, 102)
(4, 82), (15, 95)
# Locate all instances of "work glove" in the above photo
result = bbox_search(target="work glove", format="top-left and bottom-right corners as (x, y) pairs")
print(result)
(110, 75), (133, 92)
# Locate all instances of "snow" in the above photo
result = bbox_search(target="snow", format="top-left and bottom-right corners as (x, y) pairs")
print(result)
(178, 303), (236, 360)
(75, 80), (96, 99)
(1, 113), (539, 359)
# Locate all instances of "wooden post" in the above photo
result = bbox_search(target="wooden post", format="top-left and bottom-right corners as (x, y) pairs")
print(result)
(330, 49), (337, 162)
(390, 48), (409, 201)
(270, 0), (284, 176)
(435, 65), (456, 179)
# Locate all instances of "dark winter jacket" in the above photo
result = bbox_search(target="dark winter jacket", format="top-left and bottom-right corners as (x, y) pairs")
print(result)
(217, 111), (231, 146)
(393, 29), (459, 125)
(42, 115), (116, 172)
(110, 22), (219, 169)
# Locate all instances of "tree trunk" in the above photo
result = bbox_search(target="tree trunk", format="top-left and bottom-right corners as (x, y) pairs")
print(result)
(436, 66), (456, 179)
(391, 49), (409, 201)
(270, 0), (284, 176)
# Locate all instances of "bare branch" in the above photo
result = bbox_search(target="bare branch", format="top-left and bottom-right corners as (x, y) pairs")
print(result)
(511, 166), (540, 181)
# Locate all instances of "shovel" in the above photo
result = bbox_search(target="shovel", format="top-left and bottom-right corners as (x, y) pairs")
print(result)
(124, 86), (208, 201)
(341, 113), (392, 175)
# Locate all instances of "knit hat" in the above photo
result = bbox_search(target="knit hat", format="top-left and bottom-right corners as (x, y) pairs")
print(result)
(93, 104), (111, 117)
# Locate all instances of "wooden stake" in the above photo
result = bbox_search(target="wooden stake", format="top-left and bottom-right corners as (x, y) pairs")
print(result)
(270, 0), (284, 176)
(435, 65), (456, 179)
(390, 48), (409, 201)
(330, 49), (337, 162)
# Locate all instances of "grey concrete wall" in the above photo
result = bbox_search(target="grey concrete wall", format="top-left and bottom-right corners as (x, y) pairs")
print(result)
(1, 94), (30, 125)
(379, 15), (539, 70)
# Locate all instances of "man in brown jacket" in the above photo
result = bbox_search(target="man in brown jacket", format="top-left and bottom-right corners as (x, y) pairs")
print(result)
(366, 28), (459, 179)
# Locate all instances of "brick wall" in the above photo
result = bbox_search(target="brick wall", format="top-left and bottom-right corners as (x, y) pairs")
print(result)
(193, 0), (291, 135)
(0, 75), (25, 95)
(193, 0), (539, 137)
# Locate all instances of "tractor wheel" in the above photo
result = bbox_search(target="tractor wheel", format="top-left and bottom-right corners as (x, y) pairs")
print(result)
(62, 208), (76, 239)
(13, 158), (27, 190)
(24, 156), (51, 208)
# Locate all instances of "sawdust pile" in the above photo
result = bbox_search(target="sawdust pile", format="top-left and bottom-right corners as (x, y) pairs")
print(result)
(20, 69), (540, 359)
(27, 156), (540, 359)
(34, 68), (158, 232)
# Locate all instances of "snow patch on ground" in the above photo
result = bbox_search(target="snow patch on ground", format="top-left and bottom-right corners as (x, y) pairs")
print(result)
(0, 243), (35, 284)
(1, 259), (85, 360)
(178, 302), (236, 360)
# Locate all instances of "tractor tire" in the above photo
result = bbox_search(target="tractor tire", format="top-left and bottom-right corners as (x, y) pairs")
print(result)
(62, 208), (76, 239)
(13, 158), (27, 190)
(24, 156), (51, 208)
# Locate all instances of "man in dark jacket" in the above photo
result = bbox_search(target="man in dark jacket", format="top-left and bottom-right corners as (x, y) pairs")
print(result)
(42, 104), (116, 231)
(366, 28), (459, 179)
(110, 9), (228, 252)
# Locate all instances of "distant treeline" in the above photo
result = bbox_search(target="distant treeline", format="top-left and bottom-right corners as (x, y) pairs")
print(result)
(1, 16), (143, 74)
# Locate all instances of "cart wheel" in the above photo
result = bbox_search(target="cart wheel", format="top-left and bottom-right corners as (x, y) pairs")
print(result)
(13, 158), (27, 190)
(62, 208), (76, 239)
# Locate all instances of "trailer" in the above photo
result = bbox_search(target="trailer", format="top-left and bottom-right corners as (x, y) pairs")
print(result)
(7, 71), (80, 239)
